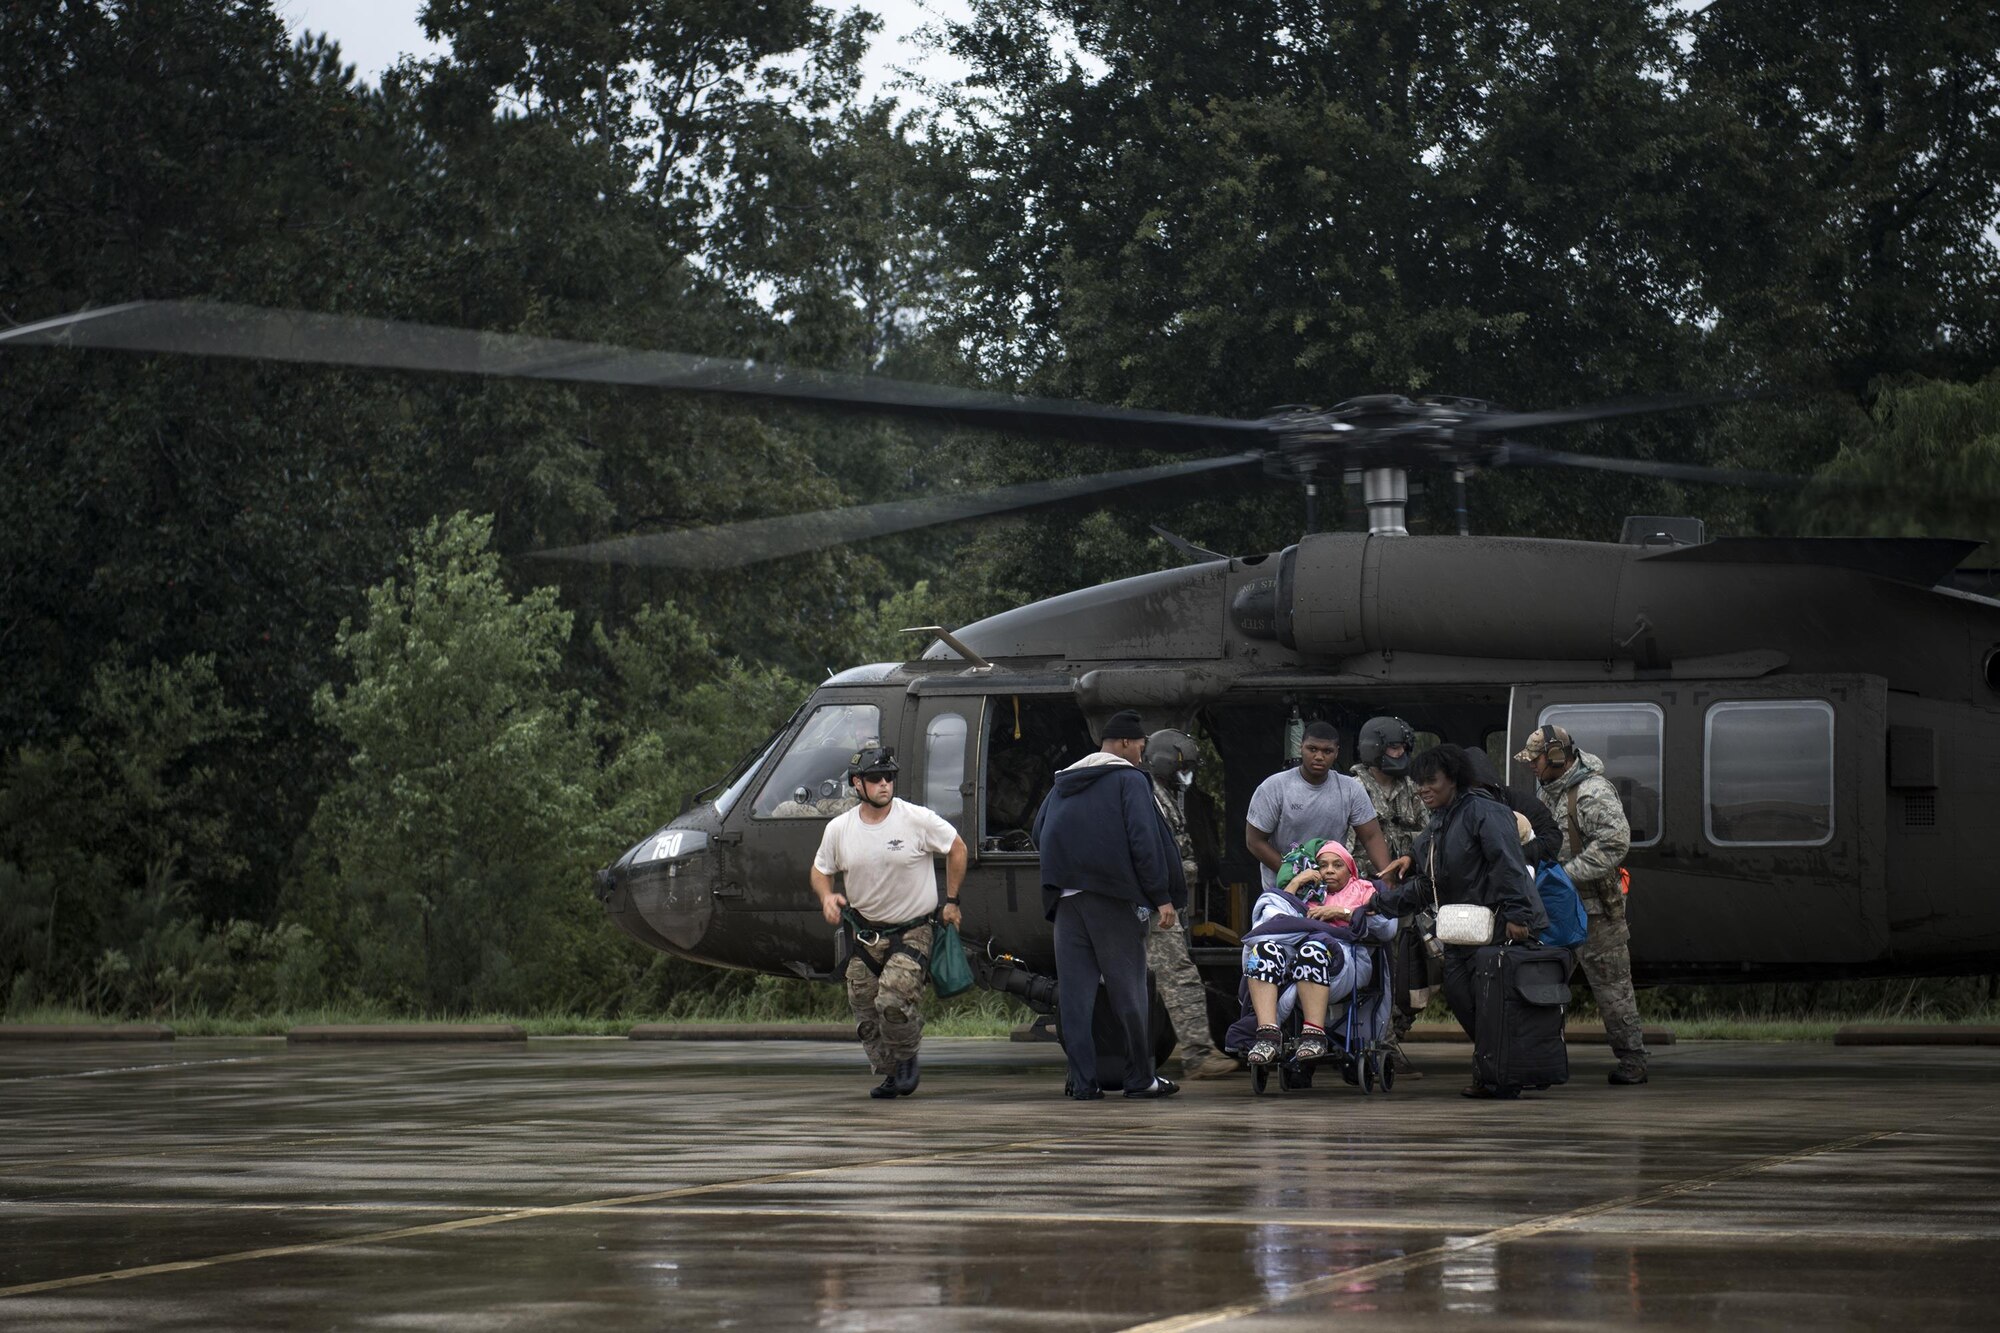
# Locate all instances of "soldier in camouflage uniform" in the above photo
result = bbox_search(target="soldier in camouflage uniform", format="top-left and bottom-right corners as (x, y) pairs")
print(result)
(1144, 730), (1238, 1079)
(1519, 724), (1648, 1085)
(1353, 716), (1429, 1076)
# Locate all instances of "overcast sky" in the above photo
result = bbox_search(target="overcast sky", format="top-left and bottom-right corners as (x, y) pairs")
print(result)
(275, 0), (971, 105)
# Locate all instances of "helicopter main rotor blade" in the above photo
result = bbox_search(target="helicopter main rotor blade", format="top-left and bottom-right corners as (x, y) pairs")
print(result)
(529, 452), (1267, 570)
(1459, 388), (1772, 435)
(2, 301), (1273, 453)
(1496, 441), (1798, 489)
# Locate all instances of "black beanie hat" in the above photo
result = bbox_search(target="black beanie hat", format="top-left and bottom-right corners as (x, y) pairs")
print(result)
(1101, 709), (1146, 740)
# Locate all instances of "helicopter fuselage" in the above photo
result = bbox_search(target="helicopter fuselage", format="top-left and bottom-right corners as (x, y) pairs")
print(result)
(598, 531), (2000, 991)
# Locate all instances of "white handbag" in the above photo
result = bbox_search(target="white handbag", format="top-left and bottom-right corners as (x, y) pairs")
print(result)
(1429, 839), (1495, 946)
(1435, 902), (1497, 946)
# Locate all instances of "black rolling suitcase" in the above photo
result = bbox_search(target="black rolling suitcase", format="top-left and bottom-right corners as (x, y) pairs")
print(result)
(1471, 943), (1572, 1090)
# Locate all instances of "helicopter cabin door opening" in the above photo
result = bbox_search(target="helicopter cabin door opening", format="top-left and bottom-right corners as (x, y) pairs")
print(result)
(1204, 689), (1517, 927)
(975, 689), (1096, 857)
(1510, 675), (1889, 973)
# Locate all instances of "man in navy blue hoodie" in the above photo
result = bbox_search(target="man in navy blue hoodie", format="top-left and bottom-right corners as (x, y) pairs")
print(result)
(1033, 709), (1188, 1100)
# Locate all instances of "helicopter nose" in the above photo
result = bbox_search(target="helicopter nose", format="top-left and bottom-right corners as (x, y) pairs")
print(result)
(602, 830), (715, 956)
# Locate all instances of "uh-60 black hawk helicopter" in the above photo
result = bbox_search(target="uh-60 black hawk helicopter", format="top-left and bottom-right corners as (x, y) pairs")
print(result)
(12, 301), (2000, 1053)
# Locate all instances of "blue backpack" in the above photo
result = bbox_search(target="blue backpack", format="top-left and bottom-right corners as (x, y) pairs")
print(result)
(1534, 862), (1589, 949)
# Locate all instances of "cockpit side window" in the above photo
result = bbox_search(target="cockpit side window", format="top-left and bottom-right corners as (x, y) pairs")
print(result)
(754, 703), (883, 818)
(714, 734), (782, 819)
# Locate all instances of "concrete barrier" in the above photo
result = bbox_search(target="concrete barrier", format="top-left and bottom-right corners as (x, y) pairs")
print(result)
(629, 1023), (853, 1041)
(1833, 1025), (2000, 1047)
(0, 1023), (174, 1041)
(1406, 1023), (1675, 1046)
(287, 1024), (525, 1043)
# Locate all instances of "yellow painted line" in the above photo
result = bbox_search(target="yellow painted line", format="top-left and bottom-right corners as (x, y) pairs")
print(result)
(0, 1125), (1152, 1300)
(1121, 1128), (1904, 1333)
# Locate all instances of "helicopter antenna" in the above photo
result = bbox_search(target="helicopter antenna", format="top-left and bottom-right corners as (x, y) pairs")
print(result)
(902, 626), (994, 672)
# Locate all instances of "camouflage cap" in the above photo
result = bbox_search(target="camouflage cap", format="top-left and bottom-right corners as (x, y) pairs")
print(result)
(1514, 724), (1575, 763)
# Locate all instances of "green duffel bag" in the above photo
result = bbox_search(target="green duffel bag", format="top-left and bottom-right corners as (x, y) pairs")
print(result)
(930, 920), (975, 998)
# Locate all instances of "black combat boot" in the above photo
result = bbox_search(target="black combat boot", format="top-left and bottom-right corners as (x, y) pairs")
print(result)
(1608, 1057), (1649, 1086)
(893, 1055), (920, 1096)
(869, 1073), (900, 1099)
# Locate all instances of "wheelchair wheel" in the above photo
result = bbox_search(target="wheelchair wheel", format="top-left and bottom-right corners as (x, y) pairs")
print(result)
(1341, 1057), (1359, 1086)
(1378, 1051), (1396, 1093)
(1251, 1062), (1271, 1096)
(1359, 1052), (1376, 1094)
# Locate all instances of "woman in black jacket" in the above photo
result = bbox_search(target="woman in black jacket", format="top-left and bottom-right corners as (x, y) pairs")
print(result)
(1340, 745), (1546, 1093)
(1464, 746), (1562, 867)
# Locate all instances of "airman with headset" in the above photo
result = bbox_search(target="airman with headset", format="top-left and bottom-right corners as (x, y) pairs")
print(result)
(1519, 724), (1648, 1085)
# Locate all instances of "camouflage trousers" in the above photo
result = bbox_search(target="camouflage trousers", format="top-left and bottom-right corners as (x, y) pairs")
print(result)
(1575, 908), (1647, 1062)
(1147, 921), (1217, 1062)
(845, 923), (932, 1074)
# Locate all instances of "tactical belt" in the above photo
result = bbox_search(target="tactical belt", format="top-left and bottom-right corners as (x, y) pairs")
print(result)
(840, 908), (934, 976)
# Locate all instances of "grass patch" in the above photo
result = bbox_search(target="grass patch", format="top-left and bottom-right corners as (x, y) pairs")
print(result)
(0, 988), (1035, 1038)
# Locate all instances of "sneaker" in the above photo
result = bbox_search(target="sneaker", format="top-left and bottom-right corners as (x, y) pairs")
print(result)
(869, 1074), (899, 1099)
(1246, 1026), (1281, 1066)
(892, 1055), (921, 1096)
(1063, 1079), (1104, 1101)
(1186, 1050), (1240, 1079)
(1387, 1044), (1423, 1080)
(1460, 1083), (1520, 1100)
(1609, 1059), (1649, 1086)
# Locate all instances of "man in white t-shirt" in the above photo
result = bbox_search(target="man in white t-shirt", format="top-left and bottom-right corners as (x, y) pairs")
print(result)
(810, 745), (968, 1099)
(1245, 721), (1392, 890)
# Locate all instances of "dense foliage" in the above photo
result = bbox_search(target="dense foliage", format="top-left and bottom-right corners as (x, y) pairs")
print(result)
(2, 0), (1996, 1016)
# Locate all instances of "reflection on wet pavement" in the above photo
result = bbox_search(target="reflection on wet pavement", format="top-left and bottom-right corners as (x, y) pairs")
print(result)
(1, 1037), (1995, 1328)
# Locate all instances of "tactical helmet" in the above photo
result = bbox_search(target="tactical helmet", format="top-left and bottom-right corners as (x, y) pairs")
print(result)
(1357, 716), (1416, 776)
(847, 744), (898, 781)
(1143, 729), (1200, 784)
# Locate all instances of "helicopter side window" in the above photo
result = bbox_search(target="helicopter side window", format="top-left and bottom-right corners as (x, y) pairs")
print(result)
(1538, 703), (1665, 847)
(924, 712), (969, 819)
(1705, 700), (1835, 846)
(753, 703), (883, 818)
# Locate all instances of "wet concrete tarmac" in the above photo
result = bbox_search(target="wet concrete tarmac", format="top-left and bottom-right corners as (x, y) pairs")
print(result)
(3, 1036), (1997, 1329)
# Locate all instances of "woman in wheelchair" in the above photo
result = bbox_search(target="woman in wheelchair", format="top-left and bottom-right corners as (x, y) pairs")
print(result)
(1238, 839), (1397, 1066)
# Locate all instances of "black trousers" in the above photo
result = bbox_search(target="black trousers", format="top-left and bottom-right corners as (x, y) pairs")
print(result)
(1441, 944), (1480, 1040)
(1053, 891), (1154, 1095)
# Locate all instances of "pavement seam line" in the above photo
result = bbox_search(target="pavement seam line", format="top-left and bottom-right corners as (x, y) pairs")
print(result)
(0, 1057), (267, 1084)
(11, 1199), (1994, 1248)
(1118, 1127), (1904, 1333)
(0, 1123), (1155, 1300)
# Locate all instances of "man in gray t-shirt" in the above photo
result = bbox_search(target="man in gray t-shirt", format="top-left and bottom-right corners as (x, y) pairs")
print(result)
(1245, 721), (1393, 889)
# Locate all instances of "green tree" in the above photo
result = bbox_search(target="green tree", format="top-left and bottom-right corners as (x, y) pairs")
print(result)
(1804, 370), (2000, 554)
(302, 512), (610, 1010)
(0, 652), (257, 1012)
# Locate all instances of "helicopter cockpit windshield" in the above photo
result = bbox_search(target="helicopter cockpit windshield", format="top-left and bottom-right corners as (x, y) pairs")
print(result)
(755, 702), (883, 818)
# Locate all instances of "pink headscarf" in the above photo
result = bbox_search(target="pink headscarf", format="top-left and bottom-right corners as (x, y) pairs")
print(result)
(1319, 840), (1377, 918)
